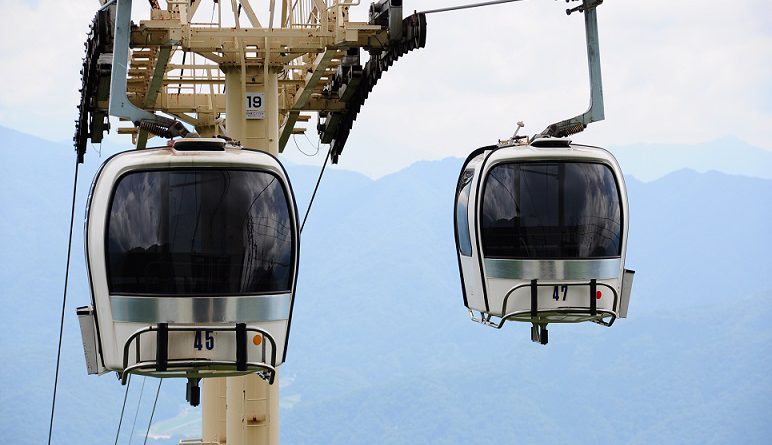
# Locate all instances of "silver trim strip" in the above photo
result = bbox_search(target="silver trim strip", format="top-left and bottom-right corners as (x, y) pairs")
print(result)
(484, 258), (620, 280)
(110, 293), (292, 323)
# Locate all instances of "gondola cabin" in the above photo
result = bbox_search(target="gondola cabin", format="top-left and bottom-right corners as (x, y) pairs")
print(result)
(76, 138), (298, 402)
(455, 137), (634, 344)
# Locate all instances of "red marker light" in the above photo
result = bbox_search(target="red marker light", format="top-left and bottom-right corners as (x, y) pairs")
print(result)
(596, 290), (602, 300)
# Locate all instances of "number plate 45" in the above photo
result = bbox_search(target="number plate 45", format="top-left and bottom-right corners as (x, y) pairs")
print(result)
(194, 330), (215, 351)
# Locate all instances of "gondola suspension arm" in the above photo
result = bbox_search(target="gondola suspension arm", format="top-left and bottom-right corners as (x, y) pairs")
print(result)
(109, 0), (191, 141)
(542, 0), (605, 137)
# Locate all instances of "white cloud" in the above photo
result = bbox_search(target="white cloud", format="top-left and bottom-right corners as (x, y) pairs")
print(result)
(1, 0), (769, 176)
(0, 0), (98, 141)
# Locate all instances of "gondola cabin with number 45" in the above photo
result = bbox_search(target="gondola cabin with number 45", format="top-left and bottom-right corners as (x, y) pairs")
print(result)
(454, 136), (635, 344)
(76, 138), (299, 405)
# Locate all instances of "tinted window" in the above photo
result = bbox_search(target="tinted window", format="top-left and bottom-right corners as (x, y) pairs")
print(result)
(481, 162), (621, 259)
(107, 169), (293, 295)
(455, 170), (473, 256)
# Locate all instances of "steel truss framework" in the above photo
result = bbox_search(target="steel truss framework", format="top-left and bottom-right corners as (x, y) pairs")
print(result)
(76, 0), (427, 162)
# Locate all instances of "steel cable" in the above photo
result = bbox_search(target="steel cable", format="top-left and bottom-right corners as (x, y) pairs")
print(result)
(46, 159), (80, 445)
(143, 380), (163, 445)
(128, 377), (147, 444)
(113, 375), (133, 445)
(420, 0), (526, 15)
(292, 134), (320, 157)
(300, 145), (333, 234)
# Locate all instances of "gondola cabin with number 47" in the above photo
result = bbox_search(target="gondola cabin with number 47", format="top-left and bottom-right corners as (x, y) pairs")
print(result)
(454, 136), (635, 344)
(75, 138), (299, 405)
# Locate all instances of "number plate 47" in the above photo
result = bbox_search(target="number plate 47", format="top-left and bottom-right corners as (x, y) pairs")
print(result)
(552, 285), (569, 301)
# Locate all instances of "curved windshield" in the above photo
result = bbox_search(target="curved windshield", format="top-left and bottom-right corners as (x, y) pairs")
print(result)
(481, 162), (621, 259)
(455, 170), (473, 256)
(106, 169), (294, 295)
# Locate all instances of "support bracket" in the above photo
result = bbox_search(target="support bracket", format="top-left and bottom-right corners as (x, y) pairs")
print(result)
(110, 0), (191, 141)
(542, 0), (605, 137)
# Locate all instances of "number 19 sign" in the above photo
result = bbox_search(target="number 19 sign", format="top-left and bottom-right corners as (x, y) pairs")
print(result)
(246, 92), (265, 119)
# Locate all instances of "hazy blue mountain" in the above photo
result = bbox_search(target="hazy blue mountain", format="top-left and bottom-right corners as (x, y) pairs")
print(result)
(1, 125), (770, 444)
(278, 156), (772, 444)
(609, 136), (772, 182)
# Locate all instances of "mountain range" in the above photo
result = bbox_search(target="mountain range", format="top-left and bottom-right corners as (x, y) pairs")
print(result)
(0, 126), (770, 444)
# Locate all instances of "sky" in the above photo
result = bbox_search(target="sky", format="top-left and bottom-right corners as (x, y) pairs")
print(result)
(1, 2), (770, 442)
(0, 0), (769, 177)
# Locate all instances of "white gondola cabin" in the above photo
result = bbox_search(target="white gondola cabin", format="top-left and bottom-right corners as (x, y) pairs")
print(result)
(455, 137), (634, 344)
(76, 138), (298, 404)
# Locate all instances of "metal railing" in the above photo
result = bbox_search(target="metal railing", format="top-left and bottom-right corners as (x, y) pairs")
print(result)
(120, 323), (278, 385)
(470, 279), (619, 329)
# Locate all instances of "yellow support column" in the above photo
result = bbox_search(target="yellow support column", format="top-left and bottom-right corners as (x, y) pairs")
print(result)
(222, 66), (280, 155)
(226, 371), (280, 445)
(202, 378), (226, 444)
(198, 65), (280, 445)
